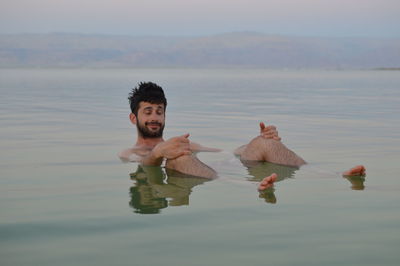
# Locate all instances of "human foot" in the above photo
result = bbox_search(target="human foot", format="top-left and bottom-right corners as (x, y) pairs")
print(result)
(342, 165), (366, 177)
(258, 173), (278, 191)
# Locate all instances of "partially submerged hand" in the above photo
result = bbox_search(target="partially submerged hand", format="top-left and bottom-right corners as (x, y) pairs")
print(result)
(260, 122), (281, 141)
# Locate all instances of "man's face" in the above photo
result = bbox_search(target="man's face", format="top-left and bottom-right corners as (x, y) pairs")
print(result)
(135, 102), (165, 138)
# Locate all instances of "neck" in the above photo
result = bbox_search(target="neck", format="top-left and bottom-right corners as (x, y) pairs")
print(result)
(135, 135), (164, 148)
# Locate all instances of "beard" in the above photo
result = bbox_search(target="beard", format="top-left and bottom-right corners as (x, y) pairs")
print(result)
(136, 120), (165, 139)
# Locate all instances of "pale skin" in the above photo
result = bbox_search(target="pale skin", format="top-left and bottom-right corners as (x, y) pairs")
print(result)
(119, 102), (366, 190)
(234, 122), (366, 191)
(119, 103), (281, 179)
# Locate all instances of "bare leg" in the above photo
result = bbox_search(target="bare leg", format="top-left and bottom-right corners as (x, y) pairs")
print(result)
(165, 154), (217, 179)
(239, 136), (306, 167)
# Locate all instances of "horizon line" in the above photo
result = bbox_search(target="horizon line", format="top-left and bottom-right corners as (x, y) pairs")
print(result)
(1, 31), (399, 40)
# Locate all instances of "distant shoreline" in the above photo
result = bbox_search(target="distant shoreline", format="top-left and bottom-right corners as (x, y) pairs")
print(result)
(0, 66), (399, 71)
(373, 68), (400, 71)
(1, 32), (399, 69)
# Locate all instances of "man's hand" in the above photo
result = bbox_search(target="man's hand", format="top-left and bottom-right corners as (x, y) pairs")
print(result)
(153, 133), (192, 160)
(259, 122), (281, 141)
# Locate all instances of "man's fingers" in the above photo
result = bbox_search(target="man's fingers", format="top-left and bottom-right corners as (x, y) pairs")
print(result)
(177, 150), (192, 158)
(260, 123), (282, 141)
(261, 131), (278, 137)
(261, 131), (281, 141)
(263, 125), (277, 131)
(262, 129), (278, 135)
(181, 133), (190, 139)
(178, 134), (190, 143)
(260, 124), (277, 134)
(179, 141), (191, 151)
(168, 148), (191, 160)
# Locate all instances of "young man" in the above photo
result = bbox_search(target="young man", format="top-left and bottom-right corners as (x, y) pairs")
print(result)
(119, 82), (243, 178)
(120, 82), (365, 189)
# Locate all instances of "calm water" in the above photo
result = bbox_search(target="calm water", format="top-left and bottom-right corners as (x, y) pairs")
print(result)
(1, 68), (399, 265)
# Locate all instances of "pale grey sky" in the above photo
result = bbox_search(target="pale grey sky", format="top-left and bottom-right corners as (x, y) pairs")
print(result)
(1, 0), (399, 37)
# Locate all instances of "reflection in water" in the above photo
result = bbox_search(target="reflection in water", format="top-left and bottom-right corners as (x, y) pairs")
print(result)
(343, 175), (366, 190)
(129, 165), (212, 214)
(129, 161), (365, 212)
(241, 160), (299, 204)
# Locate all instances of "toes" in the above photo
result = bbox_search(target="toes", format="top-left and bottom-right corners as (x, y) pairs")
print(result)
(258, 173), (278, 191)
(343, 165), (366, 176)
(354, 165), (366, 175)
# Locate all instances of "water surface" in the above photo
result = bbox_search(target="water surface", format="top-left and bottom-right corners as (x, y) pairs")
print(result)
(1, 68), (399, 265)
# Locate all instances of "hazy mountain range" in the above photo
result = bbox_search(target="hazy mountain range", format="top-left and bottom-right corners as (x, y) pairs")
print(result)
(0, 32), (399, 68)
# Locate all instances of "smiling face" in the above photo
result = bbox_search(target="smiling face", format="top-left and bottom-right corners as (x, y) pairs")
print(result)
(132, 101), (165, 139)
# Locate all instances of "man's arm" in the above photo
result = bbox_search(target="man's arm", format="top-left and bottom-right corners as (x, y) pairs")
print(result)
(141, 134), (192, 166)
(190, 142), (221, 153)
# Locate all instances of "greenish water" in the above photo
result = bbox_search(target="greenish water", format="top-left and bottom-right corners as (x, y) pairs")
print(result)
(1, 68), (399, 265)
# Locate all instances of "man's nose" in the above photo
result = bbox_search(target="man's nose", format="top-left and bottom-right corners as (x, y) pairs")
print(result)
(149, 112), (162, 121)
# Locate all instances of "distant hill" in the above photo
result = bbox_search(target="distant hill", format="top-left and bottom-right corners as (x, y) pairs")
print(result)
(0, 32), (399, 68)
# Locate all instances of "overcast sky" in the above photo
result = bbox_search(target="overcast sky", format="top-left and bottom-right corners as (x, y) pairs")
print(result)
(1, 0), (399, 37)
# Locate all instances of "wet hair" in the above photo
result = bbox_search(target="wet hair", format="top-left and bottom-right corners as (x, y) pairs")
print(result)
(128, 82), (167, 115)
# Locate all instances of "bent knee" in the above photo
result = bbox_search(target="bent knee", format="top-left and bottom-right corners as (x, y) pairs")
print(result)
(241, 136), (276, 161)
(245, 136), (283, 155)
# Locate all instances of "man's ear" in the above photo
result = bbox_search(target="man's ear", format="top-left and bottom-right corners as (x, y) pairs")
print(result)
(129, 113), (137, 125)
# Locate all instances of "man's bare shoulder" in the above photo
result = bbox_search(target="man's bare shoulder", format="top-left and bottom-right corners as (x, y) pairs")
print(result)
(118, 146), (152, 162)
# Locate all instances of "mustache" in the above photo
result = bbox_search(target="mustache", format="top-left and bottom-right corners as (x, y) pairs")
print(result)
(145, 122), (162, 126)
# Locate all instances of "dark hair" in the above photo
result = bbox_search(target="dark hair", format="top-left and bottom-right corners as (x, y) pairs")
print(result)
(128, 82), (167, 115)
